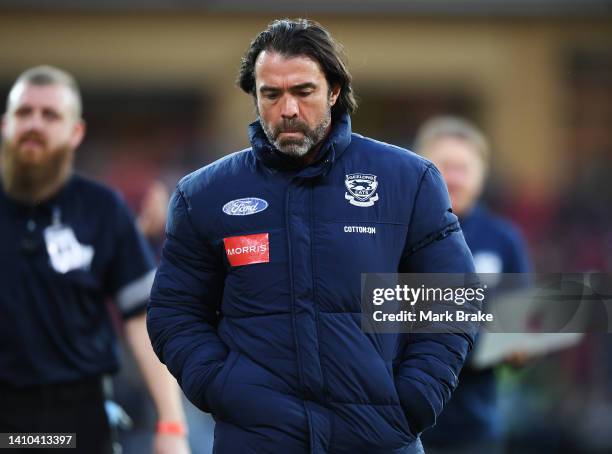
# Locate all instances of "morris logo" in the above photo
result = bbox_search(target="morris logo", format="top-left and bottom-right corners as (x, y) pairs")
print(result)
(222, 198), (269, 216)
(345, 173), (379, 207)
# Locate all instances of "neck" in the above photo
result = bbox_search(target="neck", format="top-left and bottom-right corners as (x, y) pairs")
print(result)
(1, 154), (72, 205)
(456, 203), (478, 220)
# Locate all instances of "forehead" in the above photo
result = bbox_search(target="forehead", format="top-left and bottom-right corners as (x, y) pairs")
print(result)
(254, 51), (327, 88)
(8, 82), (75, 114)
(427, 136), (481, 163)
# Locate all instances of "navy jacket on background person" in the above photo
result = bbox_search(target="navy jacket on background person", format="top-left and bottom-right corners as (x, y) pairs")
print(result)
(148, 113), (478, 453)
(422, 204), (532, 448)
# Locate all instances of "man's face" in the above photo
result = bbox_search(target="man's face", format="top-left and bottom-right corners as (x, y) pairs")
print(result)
(423, 136), (485, 217)
(254, 51), (340, 158)
(1, 82), (84, 172)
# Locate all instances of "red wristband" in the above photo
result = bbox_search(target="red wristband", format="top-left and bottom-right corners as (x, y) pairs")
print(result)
(156, 421), (187, 436)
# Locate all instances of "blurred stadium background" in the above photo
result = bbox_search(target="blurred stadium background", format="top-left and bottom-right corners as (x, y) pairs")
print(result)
(0, 1), (610, 453)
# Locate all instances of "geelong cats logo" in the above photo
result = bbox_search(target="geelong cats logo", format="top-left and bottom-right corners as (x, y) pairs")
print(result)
(345, 173), (379, 207)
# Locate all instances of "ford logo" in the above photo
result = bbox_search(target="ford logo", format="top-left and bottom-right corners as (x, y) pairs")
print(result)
(222, 197), (269, 216)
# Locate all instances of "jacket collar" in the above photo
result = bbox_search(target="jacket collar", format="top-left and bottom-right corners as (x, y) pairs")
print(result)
(248, 112), (352, 178)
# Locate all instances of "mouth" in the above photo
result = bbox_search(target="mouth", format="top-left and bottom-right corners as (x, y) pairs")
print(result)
(276, 132), (306, 146)
(279, 130), (303, 135)
(14, 138), (48, 161)
(20, 138), (45, 147)
(275, 120), (307, 136)
(277, 129), (305, 139)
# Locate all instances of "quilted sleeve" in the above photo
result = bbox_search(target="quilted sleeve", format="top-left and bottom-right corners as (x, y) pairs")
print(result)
(147, 185), (228, 413)
(396, 163), (479, 435)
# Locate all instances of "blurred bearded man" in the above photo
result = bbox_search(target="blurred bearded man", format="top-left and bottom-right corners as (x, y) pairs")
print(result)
(148, 19), (479, 453)
(1, 70), (82, 203)
(0, 66), (190, 454)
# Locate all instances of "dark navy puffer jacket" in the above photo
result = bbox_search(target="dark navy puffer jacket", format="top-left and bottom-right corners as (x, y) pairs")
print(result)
(148, 113), (477, 453)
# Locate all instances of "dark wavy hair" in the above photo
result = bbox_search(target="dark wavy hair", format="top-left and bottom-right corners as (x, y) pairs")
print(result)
(237, 18), (358, 117)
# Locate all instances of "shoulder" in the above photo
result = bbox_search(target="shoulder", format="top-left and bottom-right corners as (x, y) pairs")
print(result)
(473, 207), (525, 243)
(67, 174), (147, 241)
(177, 149), (253, 198)
(348, 133), (434, 179)
(467, 207), (531, 272)
(467, 207), (530, 262)
(68, 174), (127, 211)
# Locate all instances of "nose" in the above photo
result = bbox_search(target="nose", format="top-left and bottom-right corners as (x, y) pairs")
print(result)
(280, 95), (299, 119)
(23, 111), (45, 132)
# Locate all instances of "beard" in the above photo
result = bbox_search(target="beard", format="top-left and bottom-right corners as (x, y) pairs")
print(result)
(1, 135), (75, 203)
(260, 107), (332, 159)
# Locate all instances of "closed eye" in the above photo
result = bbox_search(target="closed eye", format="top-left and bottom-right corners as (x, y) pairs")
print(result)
(14, 106), (32, 118)
(42, 109), (61, 121)
(259, 87), (281, 100)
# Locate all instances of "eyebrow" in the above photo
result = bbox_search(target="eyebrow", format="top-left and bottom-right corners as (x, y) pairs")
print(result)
(259, 82), (318, 93)
(14, 104), (62, 115)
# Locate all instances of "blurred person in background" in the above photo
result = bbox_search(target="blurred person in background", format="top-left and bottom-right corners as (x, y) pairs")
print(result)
(113, 180), (215, 454)
(415, 116), (532, 454)
(137, 180), (171, 249)
(148, 18), (480, 453)
(0, 65), (189, 454)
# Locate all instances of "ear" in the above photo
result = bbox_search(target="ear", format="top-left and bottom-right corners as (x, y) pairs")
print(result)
(69, 119), (86, 150)
(329, 84), (341, 107)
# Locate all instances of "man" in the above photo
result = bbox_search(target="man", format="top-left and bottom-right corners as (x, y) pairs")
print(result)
(0, 65), (190, 454)
(148, 19), (477, 453)
(415, 116), (532, 454)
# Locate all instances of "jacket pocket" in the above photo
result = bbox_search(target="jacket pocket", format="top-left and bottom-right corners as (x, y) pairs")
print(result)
(205, 349), (241, 417)
(214, 353), (309, 435)
(394, 374), (436, 436)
